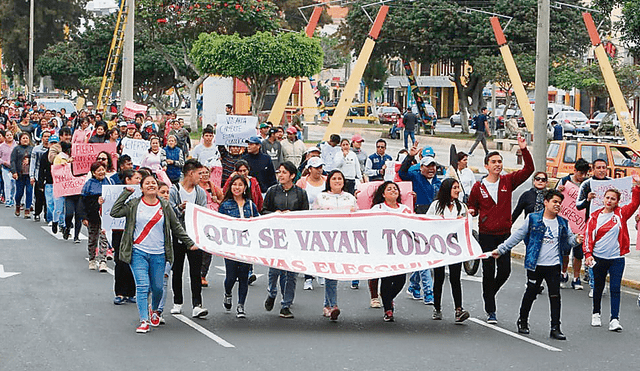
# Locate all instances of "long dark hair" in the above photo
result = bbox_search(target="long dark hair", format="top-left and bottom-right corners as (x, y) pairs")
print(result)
(324, 169), (345, 192)
(222, 174), (252, 202)
(371, 181), (402, 207)
(434, 178), (462, 215)
(97, 151), (114, 172)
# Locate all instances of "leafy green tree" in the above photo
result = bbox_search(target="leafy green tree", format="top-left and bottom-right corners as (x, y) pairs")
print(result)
(341, 0), (597, 132)
(0, 0), (86, 86)
(191, 31), (323, 115)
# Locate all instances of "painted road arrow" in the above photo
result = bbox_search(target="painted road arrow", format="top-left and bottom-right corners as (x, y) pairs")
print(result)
(0, 264), (21, 279)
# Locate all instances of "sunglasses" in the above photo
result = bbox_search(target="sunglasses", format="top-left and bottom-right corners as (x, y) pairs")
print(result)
(97, 157), (108, 161)
(534, 177), (548, 182)
(376, 145), (386, 149)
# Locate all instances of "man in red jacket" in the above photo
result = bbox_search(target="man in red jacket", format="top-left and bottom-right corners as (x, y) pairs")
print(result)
(468, 134), (534, 324)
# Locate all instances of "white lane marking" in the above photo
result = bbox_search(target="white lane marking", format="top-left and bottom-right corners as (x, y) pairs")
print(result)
(0, 226), (26, 239)
(173, 314), (235, 348)
(41, 226), (88, 240)
(469, 318), (562, 352)
(0, 264), (21, 278)
(461, 274), (482, 283)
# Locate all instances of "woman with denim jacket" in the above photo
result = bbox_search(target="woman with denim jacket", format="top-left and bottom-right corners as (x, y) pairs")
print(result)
(219, 174), (260, 318)
(492, 189), (583, 340)
(583, 176), (640, 332)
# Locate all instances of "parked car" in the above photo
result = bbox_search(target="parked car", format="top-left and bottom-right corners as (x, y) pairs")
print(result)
(547, 140), (640, 179)
(377, 106), (402, 125)
(547, 103), (575, 119)
(449, 110), (472, 127)
(35, 98), (76, 116)
(594, 112), (621, 136)
(587, 111), (607, 129)
(548, 111), (588, 134)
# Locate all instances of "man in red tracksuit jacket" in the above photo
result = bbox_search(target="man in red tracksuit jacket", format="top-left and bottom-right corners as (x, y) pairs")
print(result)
(468, 134), (534, 324)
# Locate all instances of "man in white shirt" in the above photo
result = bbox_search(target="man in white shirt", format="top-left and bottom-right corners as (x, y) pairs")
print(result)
(191, 126), (220, 168)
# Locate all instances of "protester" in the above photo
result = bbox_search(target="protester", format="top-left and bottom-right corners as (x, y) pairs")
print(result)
(10, 132), (34, 218)
(198, 166), (223, 288)
(468, 134), (533, 324)
(162, 135), (184, 185)
(0, 130), (17, 208)
(218, 144), (245, 188)
(219, 174), (260, 318)
(556, 158), (590, 290)
(512, 171), (549, 222)
(281, 126), (306, 166)
(445, 152), (475, 202)
(262, 161), (309, 318)
(112, 170), (142, 305)
(191, 126), (219, 169)
(319, 134), (341, 171)
(222, 160), (263, 213)
(110, 174), (197, 333)
(333, 138), (362, 195)
(30, 131), (51, 222)
(350, 134), (367, 180)
(426, 178), (470, 323)
(584, 177), (640, 332)
(79, 161), (114, 272)
(364, 139), (392, 182)
(261, 127), (284, 170)
(242, 136), (276, 194)
(140, 137), (165, 173)
(312, 170), (358, 321)
(370, 181), (411, 321)
(168, 159), (209, 318)
(492, 189), (582, 340)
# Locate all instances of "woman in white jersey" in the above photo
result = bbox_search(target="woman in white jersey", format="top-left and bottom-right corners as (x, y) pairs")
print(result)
(426, 178), (470, 323)
(370, 181), (411, 322)
(584, 179), (640, 332)
(312, 170), (358, 321)
(111, 174), (197, 333)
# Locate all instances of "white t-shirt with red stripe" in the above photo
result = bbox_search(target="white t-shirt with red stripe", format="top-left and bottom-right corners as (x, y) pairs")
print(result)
(133, 199), (165, 255)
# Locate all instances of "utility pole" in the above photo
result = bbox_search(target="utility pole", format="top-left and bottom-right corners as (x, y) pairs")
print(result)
(121, 0), (134, 107)
(533, 0), (550, 171)
(28, 0), (34, 100)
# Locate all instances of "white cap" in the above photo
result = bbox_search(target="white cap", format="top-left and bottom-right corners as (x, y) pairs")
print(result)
(305, 157), (325, 169)
(420, 156), (438, 167)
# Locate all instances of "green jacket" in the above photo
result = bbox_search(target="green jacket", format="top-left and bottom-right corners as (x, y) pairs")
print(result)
(110, 189), (195, 264)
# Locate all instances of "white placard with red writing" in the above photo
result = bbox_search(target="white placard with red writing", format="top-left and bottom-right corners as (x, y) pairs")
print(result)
(559, 181), (586, 234)
(185, 204), (482, 281)
(590, 176), (633, 211)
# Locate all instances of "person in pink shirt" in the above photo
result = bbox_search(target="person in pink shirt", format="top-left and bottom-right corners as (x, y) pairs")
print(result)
(72, 117), (92, 144)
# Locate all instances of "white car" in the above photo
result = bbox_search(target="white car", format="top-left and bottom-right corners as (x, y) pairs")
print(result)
(35, 98), (76, 116)
(548, 111), (588, 134)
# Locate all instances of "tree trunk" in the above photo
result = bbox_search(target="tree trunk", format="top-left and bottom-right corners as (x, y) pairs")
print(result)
(188, 82), (200, 130)
(453, 62), (470, 134)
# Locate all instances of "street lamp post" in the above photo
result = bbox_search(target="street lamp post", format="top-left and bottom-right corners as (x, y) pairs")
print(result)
(28, 0), (34, 100)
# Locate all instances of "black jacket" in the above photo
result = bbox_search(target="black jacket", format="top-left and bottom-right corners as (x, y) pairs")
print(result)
(262, 184), (309, 214)
(512, 187), (544, 222)
(243, 151), (277, 193)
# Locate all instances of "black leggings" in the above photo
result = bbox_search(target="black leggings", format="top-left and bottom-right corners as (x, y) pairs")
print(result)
(380, 274), (406, 312)
(433, 263), (463, 311)
(33, 184), (46, 217)
(172, 237), (203, 307)
(64, 195), (83, 239)
(112, 230), (136, 297)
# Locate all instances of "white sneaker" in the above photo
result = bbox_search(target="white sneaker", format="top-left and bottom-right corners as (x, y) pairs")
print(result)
(303, 279), (313, 290)
(591, 313), (601, 327)
(588, 289), (594, 298)
(609, 319), (623, 332)
(318, 277), (325, 286)
(170, 304), (182, 314)
(192, 305), (209, 318)
(98, 261), (108, 272)
(370, 297), (382, 308)
(88, 260), (98, 270)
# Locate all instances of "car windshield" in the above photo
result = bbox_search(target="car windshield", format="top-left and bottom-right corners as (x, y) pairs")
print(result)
(563, 112), (587, 120)
(594, 112), (607, 120)
(36, 100), (76, 114)
(382, 108), (400, 114)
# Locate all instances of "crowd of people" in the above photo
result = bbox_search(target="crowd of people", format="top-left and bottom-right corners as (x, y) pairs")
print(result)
(1, 96), (638, 338)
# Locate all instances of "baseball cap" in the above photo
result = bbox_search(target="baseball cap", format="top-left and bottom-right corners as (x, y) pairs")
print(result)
(422, 146), (435, 158)
(420, 156), (438, 167)
(305, 146), (321, 154)
(351, 134), (364, 143)
(305, 157), (324, 169)
(127, 123), (136, 129)
(245, 136), (262, 144)
(286, 126), (297, 134)
(259, 123), (269, 129)
(118, 121), (127, 127)
(49, 135), (60, 143)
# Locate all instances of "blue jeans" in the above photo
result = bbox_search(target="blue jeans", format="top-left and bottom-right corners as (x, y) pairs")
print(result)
(225, 259), (251, 305)
(404, 129), (415, 150)
(1, 167), (15, 206)
(267, 268), (297, 309)
(44, 184), (54, 223)
(53, 194), (66, 227)
(130, 248), (165, 322)
(324, 279), (338, 307)
(408, 269), (433, 301)
(158, 262), (172, 314)
(592, 257), (625, 320)
(15, 175), (32, 209)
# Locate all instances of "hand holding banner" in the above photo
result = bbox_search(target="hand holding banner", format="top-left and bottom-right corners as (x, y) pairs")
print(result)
(52, 164), (85, 198)
(590, 176), (633, 211)
(186, 204), (482, 281)
(215, 115), (258, 146)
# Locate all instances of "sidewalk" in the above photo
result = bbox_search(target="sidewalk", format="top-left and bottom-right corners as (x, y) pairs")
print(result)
(306, 124), (640, 292)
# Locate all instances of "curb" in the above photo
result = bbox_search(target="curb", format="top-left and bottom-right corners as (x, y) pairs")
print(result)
(510, 251), (640, 291)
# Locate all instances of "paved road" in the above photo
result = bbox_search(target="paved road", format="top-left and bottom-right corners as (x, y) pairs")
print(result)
(2, 206), (640, 371)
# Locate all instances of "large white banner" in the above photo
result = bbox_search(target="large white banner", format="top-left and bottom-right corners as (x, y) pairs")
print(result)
(120, 137), (150, 166)
(215, 115), (258, 146)
(590, 176), (633, 211)
(185, 204), (483, 281)
(102, 185), (141, 231)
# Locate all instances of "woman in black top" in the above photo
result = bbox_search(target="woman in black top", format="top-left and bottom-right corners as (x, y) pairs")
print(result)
(512, 171), (549, 222)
